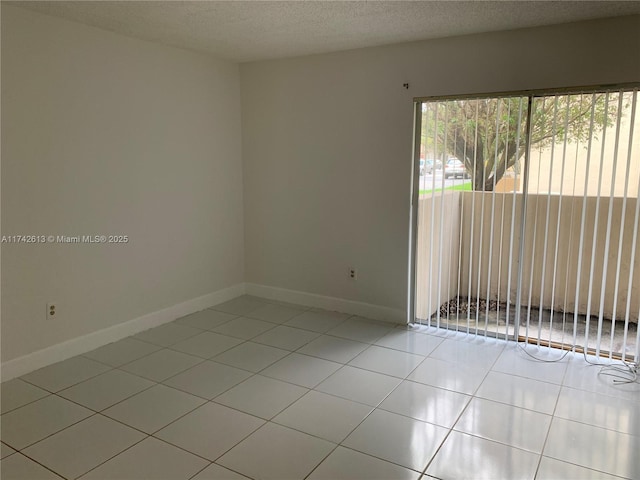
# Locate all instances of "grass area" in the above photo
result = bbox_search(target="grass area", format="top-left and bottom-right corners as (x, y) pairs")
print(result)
(420, 181), (473, 195)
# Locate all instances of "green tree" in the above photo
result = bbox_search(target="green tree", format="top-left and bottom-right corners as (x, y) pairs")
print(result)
(422, 93), (623, 191)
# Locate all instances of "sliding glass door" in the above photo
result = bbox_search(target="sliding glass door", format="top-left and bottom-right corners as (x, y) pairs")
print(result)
(409, 86), (640, 362)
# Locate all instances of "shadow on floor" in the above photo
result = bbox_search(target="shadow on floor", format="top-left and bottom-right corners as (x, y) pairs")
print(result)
(418, 297), (638, 361)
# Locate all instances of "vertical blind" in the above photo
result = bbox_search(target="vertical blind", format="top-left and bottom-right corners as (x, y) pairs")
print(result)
(411, 87), (639, 362)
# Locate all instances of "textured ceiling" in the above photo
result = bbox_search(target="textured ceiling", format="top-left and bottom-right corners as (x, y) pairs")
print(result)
(9, 1), (640, 62)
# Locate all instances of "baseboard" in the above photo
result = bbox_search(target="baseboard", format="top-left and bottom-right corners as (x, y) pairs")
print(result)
(245, 283), (406, 324)
(2, 282), (406, 380)
(1, 283), (246, 381)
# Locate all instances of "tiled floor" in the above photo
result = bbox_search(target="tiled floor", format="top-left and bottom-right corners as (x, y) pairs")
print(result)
(1, 295), (638, 480)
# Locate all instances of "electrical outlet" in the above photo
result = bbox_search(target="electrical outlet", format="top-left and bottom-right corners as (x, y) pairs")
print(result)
(348, 267), (358, 280)
(47, 303), (57, 320)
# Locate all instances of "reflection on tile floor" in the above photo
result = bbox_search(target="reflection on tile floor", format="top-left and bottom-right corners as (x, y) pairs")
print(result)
(1, 295), (638, 479)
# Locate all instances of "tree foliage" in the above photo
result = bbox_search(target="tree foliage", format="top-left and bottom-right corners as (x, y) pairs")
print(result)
(422, 93), (624, 191)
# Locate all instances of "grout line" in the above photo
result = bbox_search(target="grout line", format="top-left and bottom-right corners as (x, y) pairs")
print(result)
(6, 451), (69, 480)
(301, 444), (339, 480)
(185, 461), (214, 480)
(184, 459), (260, 480)
(535, 456), (631, 480)
(17, 361), (115, 397)
(195, 416), (267, 467)
(131, 320), (212, 344)
(114, 348), (209, 379)
(2, 402), (98, 453)
(448, 427), (548, 456)
(533, 369), (565, 480)
(0, 384), (51, 416)
(335, 444), (426, 475)
(2, 409), (97, 452)
(80, 343), (164, 369)
(68, 429), (150, 479)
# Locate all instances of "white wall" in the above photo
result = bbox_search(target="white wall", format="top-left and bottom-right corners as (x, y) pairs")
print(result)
(240, 15), (640, 316)
(1, 6), (244, 363)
